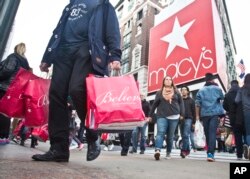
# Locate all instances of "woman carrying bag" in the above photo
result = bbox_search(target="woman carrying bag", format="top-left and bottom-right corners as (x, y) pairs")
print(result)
(0, 43), (32, 144)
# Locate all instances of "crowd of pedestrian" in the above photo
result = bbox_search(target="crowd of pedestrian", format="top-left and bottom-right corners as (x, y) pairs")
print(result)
(1, 0), (250, 165)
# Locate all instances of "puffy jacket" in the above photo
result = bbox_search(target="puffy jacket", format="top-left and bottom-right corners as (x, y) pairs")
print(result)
(0, 53), (30, 92)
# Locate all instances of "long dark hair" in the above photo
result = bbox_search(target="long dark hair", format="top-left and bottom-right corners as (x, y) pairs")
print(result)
(160, 75), (176, 92)
(243, 73), (250, 93)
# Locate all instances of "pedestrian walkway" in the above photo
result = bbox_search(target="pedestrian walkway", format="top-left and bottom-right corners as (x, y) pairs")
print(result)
(1, 140), (248, 179)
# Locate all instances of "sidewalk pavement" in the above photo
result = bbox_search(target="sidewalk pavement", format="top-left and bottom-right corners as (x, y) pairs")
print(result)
(0, 141), (118, 179)
(1, 140), (247, 179)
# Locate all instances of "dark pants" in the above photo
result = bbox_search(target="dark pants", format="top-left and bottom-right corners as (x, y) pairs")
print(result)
(0, 92), (11, 139)
(0, 114), (11, 139)
(119, 132), (132, 153)
(232, 124), (245, 158)
(48, 44), (98, 153)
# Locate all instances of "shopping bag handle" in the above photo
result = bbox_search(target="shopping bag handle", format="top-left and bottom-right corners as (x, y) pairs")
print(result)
(110, 69), (121, 77)
(40, 72), (50, 79)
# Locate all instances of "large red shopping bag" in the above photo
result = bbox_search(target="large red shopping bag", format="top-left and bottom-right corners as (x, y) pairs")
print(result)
(0, 68), (37, 118)
(32, 123), (49, 142)
(85, 75), (145, 132)
(23, 78), (50, 127)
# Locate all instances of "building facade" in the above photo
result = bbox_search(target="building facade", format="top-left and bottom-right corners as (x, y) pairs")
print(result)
(116, 0), (237, 138)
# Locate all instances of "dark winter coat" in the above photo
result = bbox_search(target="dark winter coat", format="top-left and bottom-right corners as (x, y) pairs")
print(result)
(0, 53), (30, 93)
(223, 85), (244, 126)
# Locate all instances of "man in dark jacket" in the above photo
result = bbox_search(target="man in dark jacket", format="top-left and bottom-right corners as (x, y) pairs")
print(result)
(180, 86), (195, 158)
(223, 80), (245, 159)
(32, 0), (121, 162)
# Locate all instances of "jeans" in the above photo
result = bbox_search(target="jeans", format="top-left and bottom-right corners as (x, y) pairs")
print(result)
(181, 119), (192, 151)
(243, 112), (250, 145)
(190, 131), (196, 150)
(131, 123), (147, 152)
(155, 117), (179, 153)
(201, 115), (219, 154)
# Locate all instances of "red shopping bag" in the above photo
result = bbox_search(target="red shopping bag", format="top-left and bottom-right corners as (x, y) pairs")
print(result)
(101, 133), (108, 141)
(85, 75), (145, 132)
(12, 119), (31, 139)
(0, 68), (37, 118)
(32, 124), (49, 142)
(23, 78), (50, 127)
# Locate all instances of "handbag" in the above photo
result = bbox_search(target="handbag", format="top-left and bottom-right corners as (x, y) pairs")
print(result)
(0, 68), (37, 118)
(23, 77), (50, 127)
(225, 133), (235, 147)
(85, 75), (146, 132)
(193, 120), (206, 148)
(32, 124), (49, 142)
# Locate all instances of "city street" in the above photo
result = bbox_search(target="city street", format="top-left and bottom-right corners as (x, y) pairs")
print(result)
(1, 140), (249, 179)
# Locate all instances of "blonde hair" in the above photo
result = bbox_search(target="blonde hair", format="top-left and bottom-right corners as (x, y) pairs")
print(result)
(14, 43), (26, 58)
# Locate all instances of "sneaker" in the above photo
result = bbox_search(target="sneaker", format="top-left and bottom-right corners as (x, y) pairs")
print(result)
(180, 151), (186, 158)
(0, 138), (6, 145)
(78, 143), (84, 151)
(69, 143), (78, 150)
(166, 153), (171, 159)
(103, 146), (108, 151)
(5, 138), (10, 144)
(154, 150), (160, 160)
(243, 144), (248, 159)
(207, 153), (215, 162)
(108, 144), (114, 151)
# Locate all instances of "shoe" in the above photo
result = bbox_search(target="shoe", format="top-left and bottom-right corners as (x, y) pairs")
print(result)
(103, 146), (108, 151)
(20, 140), (25, 146)
(121, 149), (128, 156)
(30, 144), (36, 148)
(140, 151), (144, 154)
(69, 143), (78, 150)
(243, 144), (248, 159)
(5, 138), (10, 144)
(166, 153), (171, 159)
(0, 138), (6, 145)
(237, 157), (243, 160)
(32, 150), (69, 162)
(86, 137), (101, 161)
(154, 150), (160, 160)
(207, 153), (215, 162)
(180, 151), (186, 158)
(78, 143), (84, 151)
(108, 144), (114, 151)
(129, 150), (136, 154)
